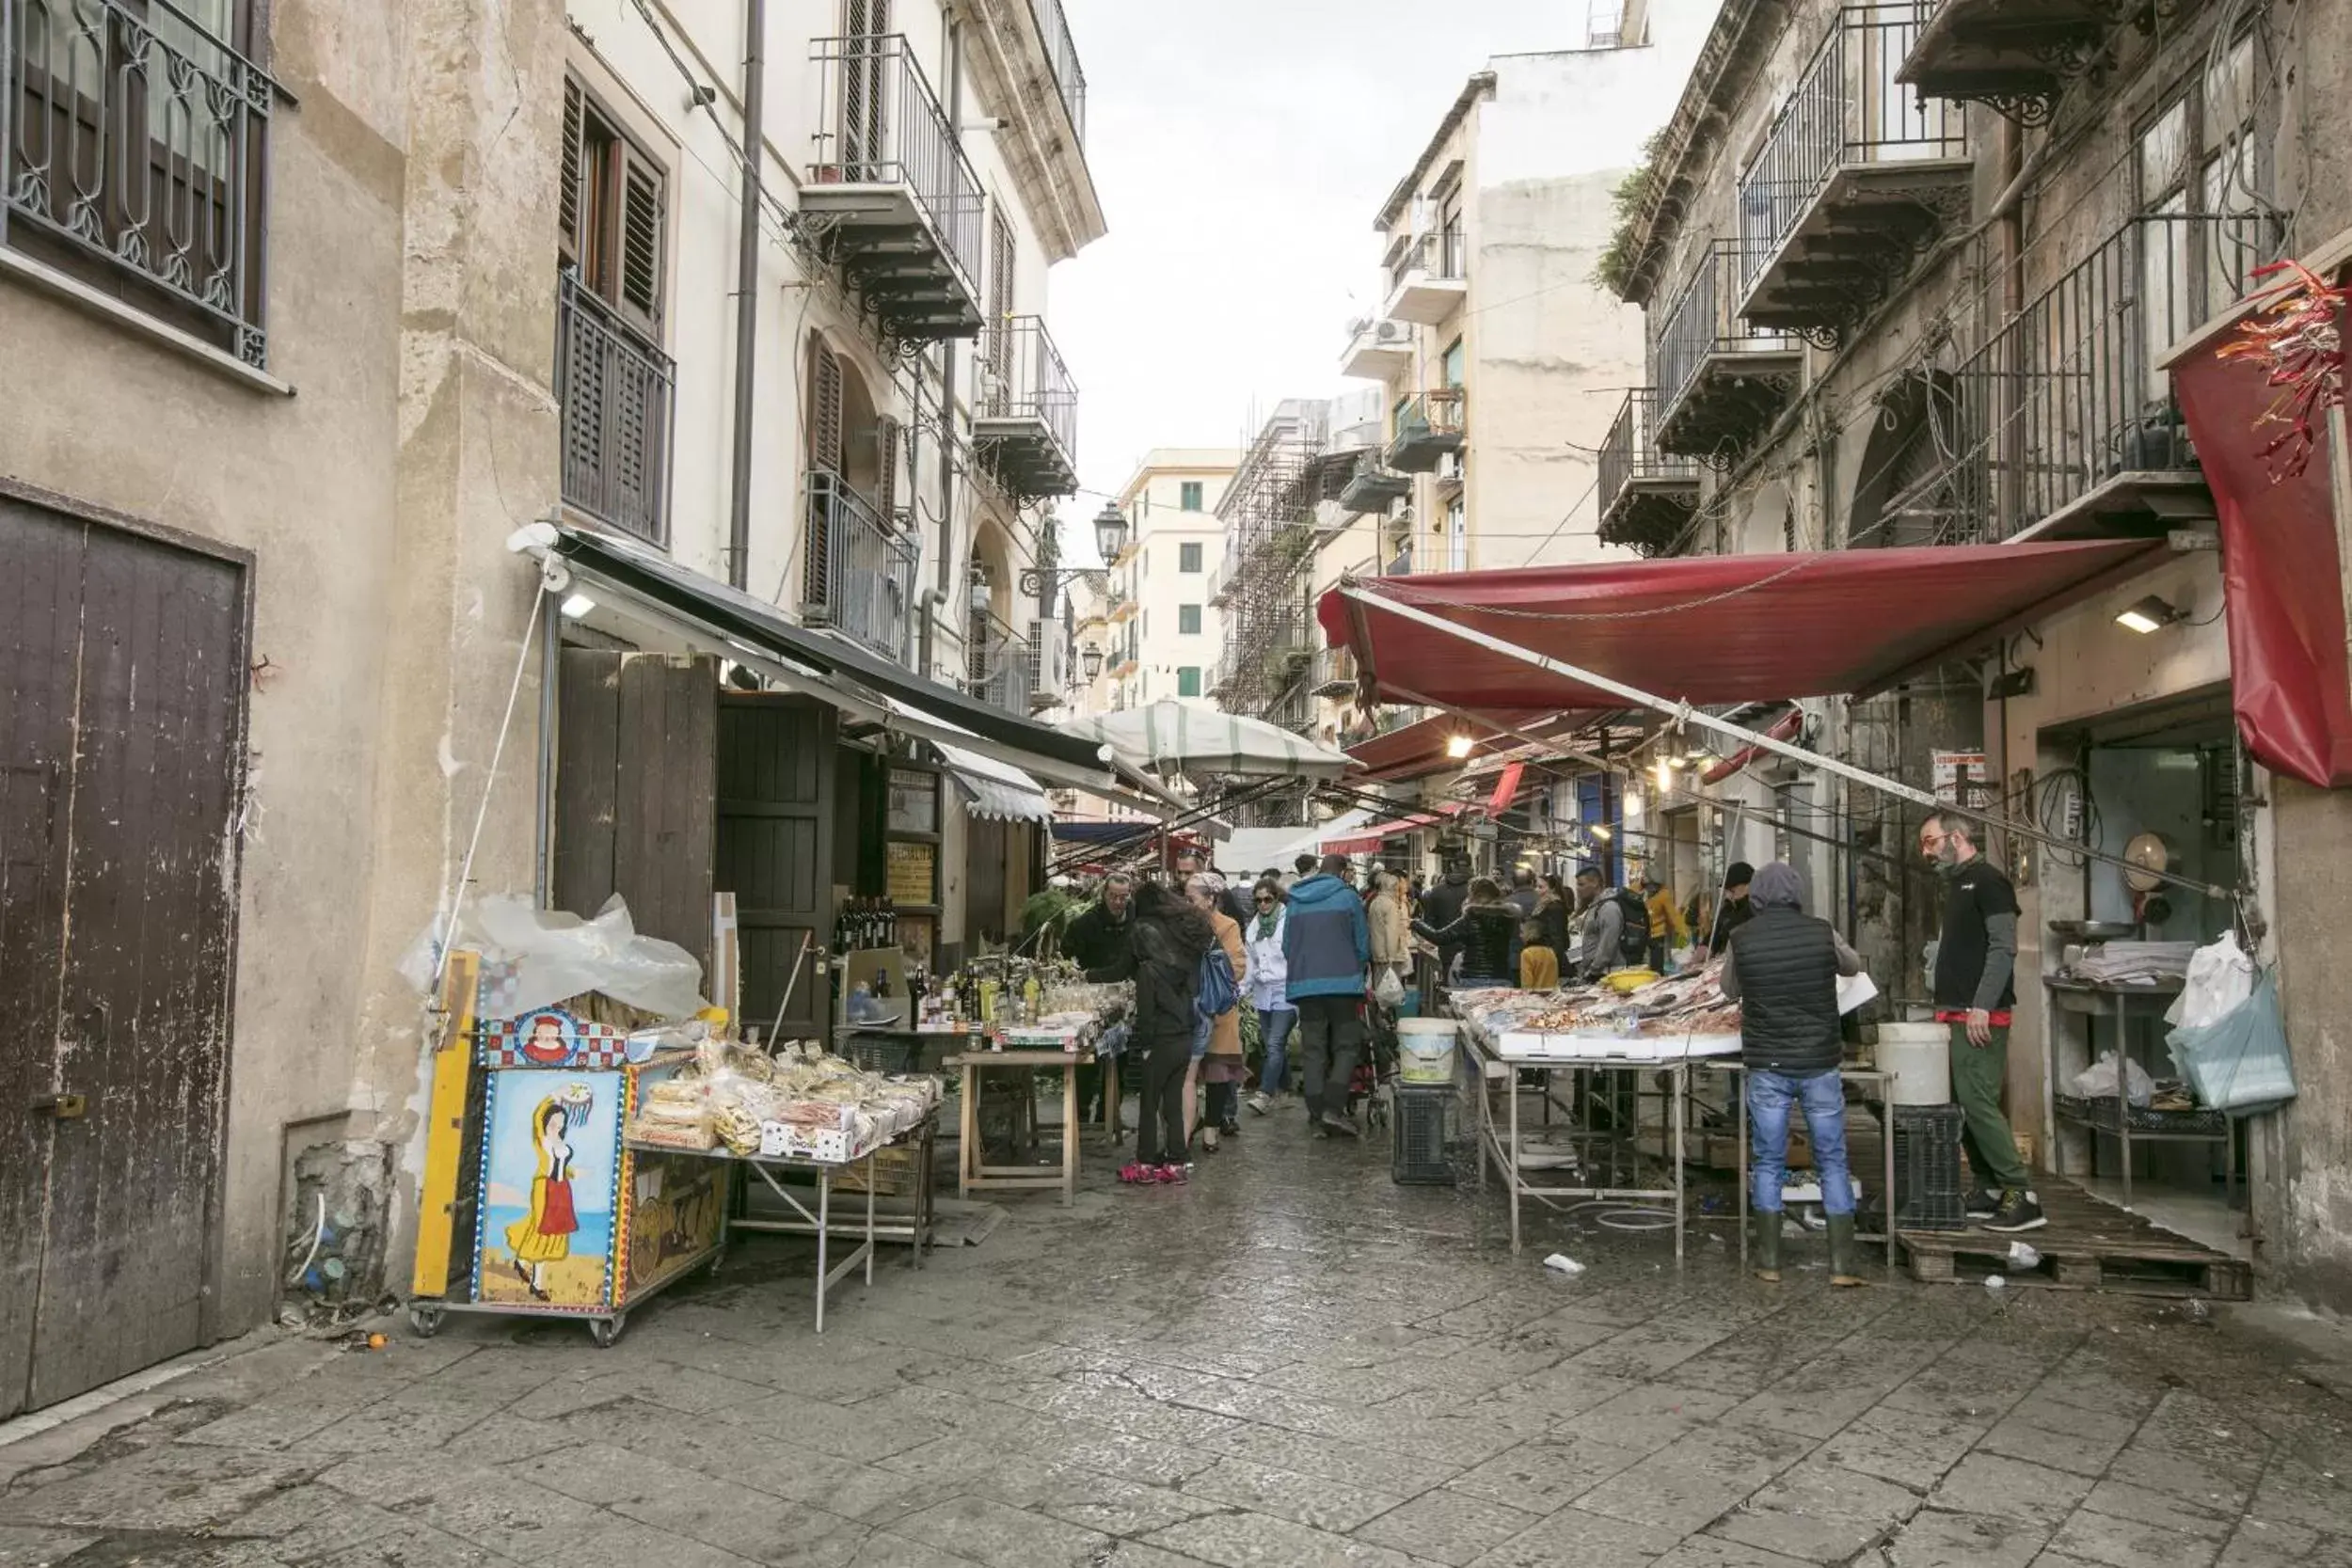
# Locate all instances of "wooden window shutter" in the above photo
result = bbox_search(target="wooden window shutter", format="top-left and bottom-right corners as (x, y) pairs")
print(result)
(847, 0), (890, 35)
(618, 144), (665, 333)
(809, 340), (844, 473)
(875, 415), (901, 523)
(559, 77), (585, 269)
(987, 207), (1016, 403)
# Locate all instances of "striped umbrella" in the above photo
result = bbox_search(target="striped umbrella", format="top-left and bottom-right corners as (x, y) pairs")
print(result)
(1060, 701), (1356, 781)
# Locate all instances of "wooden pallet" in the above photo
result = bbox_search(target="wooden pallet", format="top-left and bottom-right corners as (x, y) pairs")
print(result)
(1897, 1180), (2251, 1300)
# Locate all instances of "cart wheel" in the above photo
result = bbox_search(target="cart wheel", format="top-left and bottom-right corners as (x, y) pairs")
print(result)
(589, 1313), (628, 1350)
(407, 1304), (445, 1339)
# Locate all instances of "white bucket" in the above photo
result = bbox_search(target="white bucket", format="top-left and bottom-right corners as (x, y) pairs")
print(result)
(1397, 1019), (1458, 1085)
(1878, 1022), (1952, 1106)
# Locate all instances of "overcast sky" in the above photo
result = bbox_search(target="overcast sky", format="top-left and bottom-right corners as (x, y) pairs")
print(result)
(1049, 0), (1609, 560)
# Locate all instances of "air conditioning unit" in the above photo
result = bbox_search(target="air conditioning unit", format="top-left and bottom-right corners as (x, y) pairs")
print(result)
(1437, 451), (1465, 483)
(1374, 319), (1413, 346)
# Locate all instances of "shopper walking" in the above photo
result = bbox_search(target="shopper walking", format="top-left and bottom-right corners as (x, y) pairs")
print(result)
(1573, 866), (1650, 981)
(1084, 880), (1214, 1183)
(1244, 879), (1295, 1114)
(1920, 811), (2043, 1232)
(1717, 862), (1867, 1286)
(1283, 853), (1372, 1139)
(1643, 874), (1688, 972)
(1186, 874), (1249, 1150)
(1368, 868), (1412, 990)
(1415, 878), (1521, 990)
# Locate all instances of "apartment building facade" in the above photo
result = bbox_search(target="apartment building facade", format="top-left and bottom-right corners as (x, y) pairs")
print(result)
(1609, 0), (2352, 1304)
(0, 0), (1104, 1415)
(1100, 449), (1238, 712)
(1336, 0), (1719, 580)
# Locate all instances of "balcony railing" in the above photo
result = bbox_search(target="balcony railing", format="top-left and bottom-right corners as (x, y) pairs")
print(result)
(1598, 389), (1701, 551)
(1736, 5), (1968, 298)
(809, 33), (985, 310)
(802, 470), (915, 661)
(559, 272), (676, 545)
(1311, 645), (1358, 698)
(4, 0), (277, 366)
(1388, 388), (1467, 473)
(967, 604), (1034, 714)
(1386, 227), (1466, 297)
(974, 314), (1078, 499)
(1653, 239), (1799, 424)
(1027, 0), (1087, 146)
(1928, 212), (2278, 545)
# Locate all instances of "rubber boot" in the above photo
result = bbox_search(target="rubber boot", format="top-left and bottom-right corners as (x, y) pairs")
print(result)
(1826, 1213), (1867, 1288)
(1751, 1209), (1783, 1283)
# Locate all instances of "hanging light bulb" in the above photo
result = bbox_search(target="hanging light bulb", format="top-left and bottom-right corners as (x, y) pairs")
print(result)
(1656, 757), (1675, 796)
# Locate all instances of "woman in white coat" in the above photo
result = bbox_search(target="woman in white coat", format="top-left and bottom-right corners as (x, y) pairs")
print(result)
(1244, 879), (1295, 1113)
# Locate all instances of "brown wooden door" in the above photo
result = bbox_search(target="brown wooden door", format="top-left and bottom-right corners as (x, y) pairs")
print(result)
(716, 696), (835, 1041)
(0, 496), (246, 1418)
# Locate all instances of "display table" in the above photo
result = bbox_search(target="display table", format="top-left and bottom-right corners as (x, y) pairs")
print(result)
(2044, 975), (2228, 1208)
(946, 1048), (1083, 1206)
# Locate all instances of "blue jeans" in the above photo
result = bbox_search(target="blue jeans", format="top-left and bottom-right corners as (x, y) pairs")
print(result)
(1191, 1013), (1212, 1061)
(1258, 1006), (1296, 1094)
(1749, 1068), (1855, 1216)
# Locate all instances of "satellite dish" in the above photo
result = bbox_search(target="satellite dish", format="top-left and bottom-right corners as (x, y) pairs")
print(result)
(2122, 832), (2171, 894)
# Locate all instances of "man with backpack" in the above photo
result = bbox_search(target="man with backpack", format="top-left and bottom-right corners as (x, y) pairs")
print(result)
(1283, 854), (1373, 1139)
(1573, 865), (1651, 981)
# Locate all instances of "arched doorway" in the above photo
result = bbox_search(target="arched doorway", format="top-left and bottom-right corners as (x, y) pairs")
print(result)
(1847, 372), (1972, 547)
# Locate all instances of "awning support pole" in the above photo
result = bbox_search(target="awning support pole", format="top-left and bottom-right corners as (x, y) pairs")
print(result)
(1380, 683), (1619, 776)
(1341, 585), (2233, 900)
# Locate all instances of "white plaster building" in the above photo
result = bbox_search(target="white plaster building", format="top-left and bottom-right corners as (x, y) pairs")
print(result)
(1102, 449), (1240, 713)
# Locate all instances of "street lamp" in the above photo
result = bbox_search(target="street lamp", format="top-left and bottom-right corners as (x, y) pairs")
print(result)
(1093, 500), (1130, 563)
(1081, 643), (1105, 681)
(1019, 501), (1132, 600)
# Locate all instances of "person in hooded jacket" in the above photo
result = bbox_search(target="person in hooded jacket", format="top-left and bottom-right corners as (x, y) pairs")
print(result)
(1414, 878), (1522, 990)
(1087, 880), (1216, 1183)
(1718, 862), (1867, 1286)
(1283, 855), (1373, 1138)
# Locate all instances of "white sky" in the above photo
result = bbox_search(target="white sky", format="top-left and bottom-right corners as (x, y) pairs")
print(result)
(1049, 0), (1613, 562)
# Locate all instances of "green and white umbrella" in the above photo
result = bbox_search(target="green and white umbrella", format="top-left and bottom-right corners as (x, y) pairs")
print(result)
(1061, 701), (1356, 781)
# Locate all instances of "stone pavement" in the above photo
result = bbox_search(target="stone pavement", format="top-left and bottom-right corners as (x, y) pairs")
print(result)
(4, 1109), (2350, 1568)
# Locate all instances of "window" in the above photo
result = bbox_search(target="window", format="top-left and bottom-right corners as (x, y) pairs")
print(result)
(1141, 610), (1148, 637)
(1180, 481), (1204, 511)
(1447, 498), (1468, 573)
(1178, 667), (1202, 698)
(1179, 605), (1202, 635)
(6, 0), (272, 362)
(1179, 542), (1203, 573)
(562, 78), (667, 336)
(2134, 36), (2266, 397)
(1442, 337), (1467, 388)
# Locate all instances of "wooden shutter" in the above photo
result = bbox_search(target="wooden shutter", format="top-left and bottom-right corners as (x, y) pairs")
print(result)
(875, 415), (900, 523)
(847, 0), (890, 34)
(808, 339), (844, 474)
(559, 77), (585, 269)
(618, 144), (665, 333)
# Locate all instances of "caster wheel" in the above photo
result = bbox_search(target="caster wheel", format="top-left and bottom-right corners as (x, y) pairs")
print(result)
(407, 1305), (445, 1339)
(588, 1313), (628, 1349)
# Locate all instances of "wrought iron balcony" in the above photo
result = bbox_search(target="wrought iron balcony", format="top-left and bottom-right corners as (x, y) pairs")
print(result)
(967, 604), (1034, 715)
(1736, 5), (1971, 341)
(4, 0), (277, 366)
(805, 34), (985, 341)
(1311, 644), (1359, 699)
(1339, 451), (1413, 515)
(1917, 212), (2277, 546)
(1899, 0), (2120, 126)
(1382, 227), (1468, 325)
(973, 314), (1078, 502)
(1342, 314), (1414, 381)
(1027, 0), (1087, 145)
(559, 273), (676, 545)
(1105, 586), (1135, 621)
(1387, 388), (1466, 473)
(1598, 390), (1702, 555)
(1651, 239), (1801, 464)
(802, 470), (916, 661)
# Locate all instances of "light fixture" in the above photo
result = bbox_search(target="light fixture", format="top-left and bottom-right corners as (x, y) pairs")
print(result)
(1589, 823), (1613, 842)
(2116, 594), (2186, 635)
(1445, 732), (1475, 759)
(1655, 757), (1675, 796)
(1093, 500), (1130, 562)
(1081, 642), (1104, 680)
(560, 593), (596, 619)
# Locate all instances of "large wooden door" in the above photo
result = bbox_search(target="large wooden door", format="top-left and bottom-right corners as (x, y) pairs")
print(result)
(0, 496), (246, 1418)
(716, 696), (835, 1041)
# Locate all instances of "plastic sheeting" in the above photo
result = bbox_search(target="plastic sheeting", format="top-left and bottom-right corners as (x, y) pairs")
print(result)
(399, 894), (708, 1020)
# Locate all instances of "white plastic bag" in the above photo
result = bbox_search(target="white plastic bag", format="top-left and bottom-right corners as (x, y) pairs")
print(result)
(2169, 973), (2296, 1113)
(2070, 1050), (2156, 1107)
(1373, 965), (1406, 1008)
(399, 893), (708, 1020)
(2167, 931), (2256, 1030)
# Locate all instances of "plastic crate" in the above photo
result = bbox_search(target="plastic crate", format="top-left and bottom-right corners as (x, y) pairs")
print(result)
(841, 1034), (922, 1075)
(1892, 1103), (1968, 1230)
(1391, 1083), (1455, 1185)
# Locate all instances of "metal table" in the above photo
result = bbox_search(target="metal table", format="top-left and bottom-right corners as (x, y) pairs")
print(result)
(629, 1139), (880, 1333)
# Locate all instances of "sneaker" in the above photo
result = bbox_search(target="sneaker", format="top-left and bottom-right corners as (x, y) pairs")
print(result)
(1156, 1164), (1189, 1184)
(1965, 1188), (2001, 1221)
(1981, 1189), (2047, 1233)
(1318, 1112), (1361, 1139)
(1247, 1092), (1271, 1116)
(1219, 1119), (1241, 1137)
(1119, 1163), (1157, 1185)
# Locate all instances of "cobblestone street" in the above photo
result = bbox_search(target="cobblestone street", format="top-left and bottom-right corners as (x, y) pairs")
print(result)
(5, 1116), (2349, 1568)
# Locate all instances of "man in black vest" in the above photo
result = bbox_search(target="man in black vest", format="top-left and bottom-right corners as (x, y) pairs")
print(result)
(1719, 862), (1867, 1287)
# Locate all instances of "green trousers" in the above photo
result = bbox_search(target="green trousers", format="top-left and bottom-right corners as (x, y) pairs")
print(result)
(1948, 1022), (2029, 1190)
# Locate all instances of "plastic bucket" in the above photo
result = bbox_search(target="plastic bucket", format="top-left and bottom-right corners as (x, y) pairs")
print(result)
(1878, 1022), (1952, 1106)
(1397, 1019), (1458, 1085)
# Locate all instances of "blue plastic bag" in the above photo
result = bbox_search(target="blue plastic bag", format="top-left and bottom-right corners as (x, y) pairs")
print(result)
(2166, 973), (2296, 1113)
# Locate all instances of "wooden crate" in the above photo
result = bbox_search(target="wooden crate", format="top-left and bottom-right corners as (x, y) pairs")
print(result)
(1897, 1180), (2251, 1300)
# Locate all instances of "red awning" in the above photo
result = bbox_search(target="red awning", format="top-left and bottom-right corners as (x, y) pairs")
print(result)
(1319, 541), (2165, 714)
(1343, 711), (1551, 783)
(1486, 761), (1526, 816)
(1323, 802), (1466, 856)
(2171, 314), (2352, 788)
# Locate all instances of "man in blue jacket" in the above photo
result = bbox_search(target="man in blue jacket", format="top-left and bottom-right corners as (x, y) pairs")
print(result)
(1284, 854), (1372, 1138)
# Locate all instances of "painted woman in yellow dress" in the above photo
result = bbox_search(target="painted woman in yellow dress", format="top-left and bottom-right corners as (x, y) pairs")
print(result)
(506, 1084), (592, 1301)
